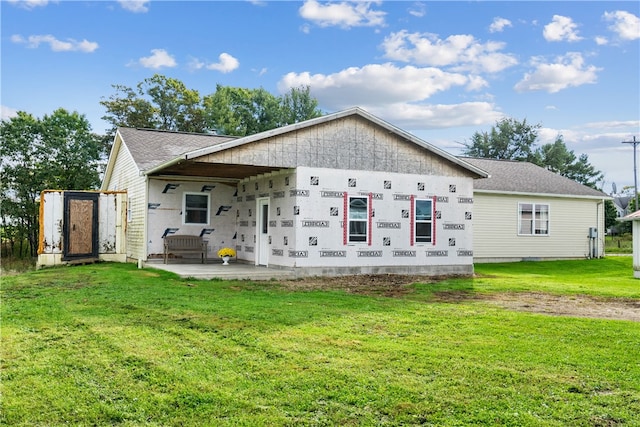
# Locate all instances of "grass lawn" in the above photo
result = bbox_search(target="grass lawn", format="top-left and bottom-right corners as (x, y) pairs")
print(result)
(2, 258), (639, 426)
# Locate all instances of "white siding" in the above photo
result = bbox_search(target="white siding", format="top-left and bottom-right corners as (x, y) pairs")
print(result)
(474, 193), (605, 262)
(103, 137), (147, 261)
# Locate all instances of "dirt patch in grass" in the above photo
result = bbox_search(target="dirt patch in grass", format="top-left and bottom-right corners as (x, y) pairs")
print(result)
(279, 274), (640, 322)
(474, 292), (640, 323)
(278, 274), (446, 297)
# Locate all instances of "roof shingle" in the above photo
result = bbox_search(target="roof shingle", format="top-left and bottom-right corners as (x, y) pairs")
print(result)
(462, 157), (608, 199)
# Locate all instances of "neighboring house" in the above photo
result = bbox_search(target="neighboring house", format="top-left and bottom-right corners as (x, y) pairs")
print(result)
(463, 158), (610, 262)
(100, 107), (488, 276)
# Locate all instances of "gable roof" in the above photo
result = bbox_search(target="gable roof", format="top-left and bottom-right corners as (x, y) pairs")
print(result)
(463, 157), (609, 199)
(104, 107), (489, 181)
(183, 107), (488, 179)
(116, 127), (236, 173)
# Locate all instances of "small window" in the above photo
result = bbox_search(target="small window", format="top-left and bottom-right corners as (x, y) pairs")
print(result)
(348, 196), (368, 242)
(415, 199), (433, 243)
(519, 203), (549, 235)
(184, 193), (210, 225)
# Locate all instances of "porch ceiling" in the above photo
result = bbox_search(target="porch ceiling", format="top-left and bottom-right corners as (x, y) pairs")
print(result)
(151, 160), (284, 180)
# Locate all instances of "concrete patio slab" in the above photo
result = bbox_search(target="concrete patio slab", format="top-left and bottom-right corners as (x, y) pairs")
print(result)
(143, 260), (296, 281)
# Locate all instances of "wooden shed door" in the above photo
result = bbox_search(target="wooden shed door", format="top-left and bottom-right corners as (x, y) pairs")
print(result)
(63, 192), (99, 261)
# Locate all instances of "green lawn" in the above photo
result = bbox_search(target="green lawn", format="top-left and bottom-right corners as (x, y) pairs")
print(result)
(2, 258), (639, 426)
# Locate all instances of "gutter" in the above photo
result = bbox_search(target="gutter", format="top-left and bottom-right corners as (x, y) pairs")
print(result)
(142, 155), (185, 176)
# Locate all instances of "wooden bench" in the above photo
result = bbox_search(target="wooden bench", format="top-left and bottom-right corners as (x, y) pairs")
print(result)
(163, 235), (207, 264)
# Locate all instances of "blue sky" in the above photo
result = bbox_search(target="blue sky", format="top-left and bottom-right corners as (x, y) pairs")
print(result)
(2, 0), (639, 194)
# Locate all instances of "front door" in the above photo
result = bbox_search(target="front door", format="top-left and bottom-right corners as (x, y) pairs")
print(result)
(63, 192), (99, 261)
(257, 198), (269, 266)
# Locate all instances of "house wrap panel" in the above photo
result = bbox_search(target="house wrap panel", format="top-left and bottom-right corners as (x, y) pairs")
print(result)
(236, 166), (474, 273)
(473, 193), (604, 261)
(146, 178), (237, 260)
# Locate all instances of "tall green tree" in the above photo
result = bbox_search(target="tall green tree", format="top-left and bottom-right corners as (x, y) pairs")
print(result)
(463, 118), (603, 188)
(463, 117), (540, 162)
(100, 75), (204, 135)
(533, 137), (604, 189)
(101, 74), (323, 137)
(0, 109), (102, 258)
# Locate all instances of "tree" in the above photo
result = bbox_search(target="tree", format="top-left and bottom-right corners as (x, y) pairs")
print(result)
(0, 109), (102, 258)
(604, 199), (620, 232)
(101, 74), (323, 137)
(462, 117), (540, 162)
(534, 137), (604, 189)
(280, 85), (322, 126)
(463, 117), (604, 189)
(100, 75), (205, 135)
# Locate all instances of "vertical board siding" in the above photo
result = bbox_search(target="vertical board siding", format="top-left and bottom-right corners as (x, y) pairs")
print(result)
(199, 117), (473, 178)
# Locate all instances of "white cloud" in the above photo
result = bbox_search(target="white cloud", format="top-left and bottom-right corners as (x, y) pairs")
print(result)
(514, 52), (600, 93)
(537, 122), (640, 192)
(603, 10), (640, 41)
(118, 0), (149, 13)
(543, 15), (583, 42)
(365, 102), (504, 130)
(279, 63), (471, 109)
(1, 105), (19, 121)
(11, 34), (98, 52)
(381, 31), (518, 74)
(408, 2), (426, 18)
(206, 53), (240, 73)
(299, 0), (386, 29)
(137, 49), (177, 69)
(7, 0), (49, 10)
(594, 36), (609, 45)
(489, 17), (512, 33)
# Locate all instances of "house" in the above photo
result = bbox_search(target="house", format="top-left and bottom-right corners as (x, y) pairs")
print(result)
(100, 107), (488, 277)
(463, 157), (610, 262)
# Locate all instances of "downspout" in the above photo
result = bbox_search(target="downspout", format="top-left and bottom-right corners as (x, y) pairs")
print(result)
(597, 199), (603, 258)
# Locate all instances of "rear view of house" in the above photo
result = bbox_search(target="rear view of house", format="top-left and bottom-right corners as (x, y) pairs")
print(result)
(101, 108), (488, 277)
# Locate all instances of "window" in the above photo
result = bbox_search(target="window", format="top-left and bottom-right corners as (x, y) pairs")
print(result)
(519, 203), (549, 235)
(184, 193), (210, 225)
(348, 196), (368, 242)
(415, 199), (433, 243)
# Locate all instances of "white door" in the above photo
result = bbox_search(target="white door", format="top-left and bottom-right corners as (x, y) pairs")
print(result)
(257, 198), (270, 266)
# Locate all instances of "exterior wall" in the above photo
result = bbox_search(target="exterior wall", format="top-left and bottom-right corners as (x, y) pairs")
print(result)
(102, 138), (147, 261)
(236, 166), (476, 275)
(473, 192), (605, 262)
(146, 177), (237, 260)
(37, 190), (127, 267)
(199, 116), (471, 178)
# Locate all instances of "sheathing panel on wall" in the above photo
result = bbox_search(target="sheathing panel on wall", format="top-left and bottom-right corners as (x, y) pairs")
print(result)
(198, 116), (470, 178)
(236, 166), (475, 270)
(146, 178), (237, 259)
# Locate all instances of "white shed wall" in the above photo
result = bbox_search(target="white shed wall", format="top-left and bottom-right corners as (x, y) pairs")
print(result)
(37, 190), (127, 266)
